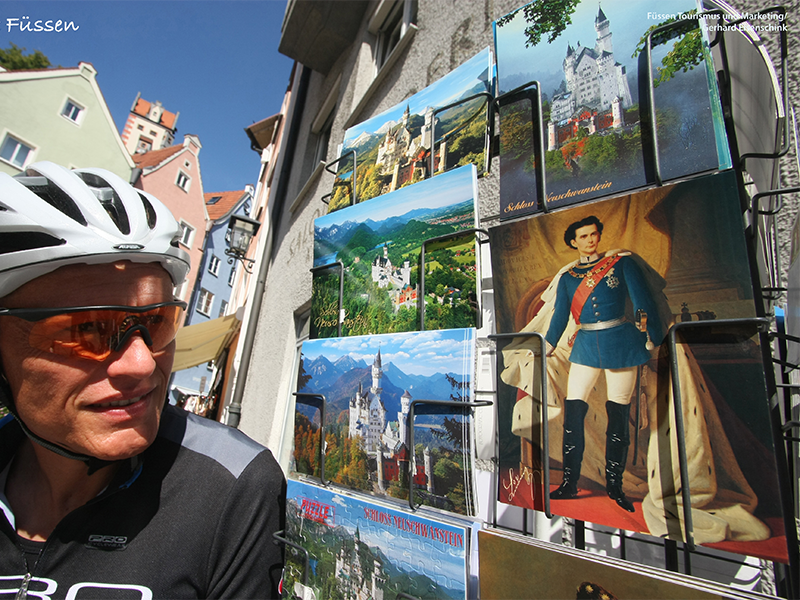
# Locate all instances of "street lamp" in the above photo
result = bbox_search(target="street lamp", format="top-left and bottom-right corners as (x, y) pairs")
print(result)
(225, 214), (261, 274)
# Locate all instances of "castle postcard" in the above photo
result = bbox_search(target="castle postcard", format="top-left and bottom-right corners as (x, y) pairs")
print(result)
(494, 0), (731, 218)
(312, 164), (478, 338)
(292, 328), (477, 516)
(486, 171), (789, 563)
(327, 47), (492, 213)
(283, 479), (470, 600)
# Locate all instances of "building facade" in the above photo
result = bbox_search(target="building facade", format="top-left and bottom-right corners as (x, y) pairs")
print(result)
(0, 62), (134, 179)
(132, 134), (208, 306)
(120, 93), (179, 155)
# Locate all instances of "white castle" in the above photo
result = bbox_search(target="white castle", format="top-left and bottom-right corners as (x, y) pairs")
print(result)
(348, 349), (412, 455)
(371, 244), (412, 290)
(547, 5), (633, 150)
(334, 527), (385, 600)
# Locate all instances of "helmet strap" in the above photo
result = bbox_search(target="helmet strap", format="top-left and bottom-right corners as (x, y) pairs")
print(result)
(0, 374), (115, 475)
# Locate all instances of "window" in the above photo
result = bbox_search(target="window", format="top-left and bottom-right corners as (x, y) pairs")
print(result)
(61, 99), (84, 124)
(375, 0), (417, 71)
(178, 220), (195, 247)
(0, 135), (34, 169)
(207, 195), (222, 205)
(218, 300), (228, 318)
(208, 255), (221, 276)
(176, 170), (191, 192)
(228, 265), (237, 287)
(136, 137), (153, 153)
(197, 288), (214, 316)
(137, 124), (144, 131)
(313, 110), (334, 165)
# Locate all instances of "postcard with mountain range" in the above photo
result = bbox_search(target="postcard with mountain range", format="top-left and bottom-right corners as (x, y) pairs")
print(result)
(312, 164), (478, 338)
(292, 328), (477, 515)
(494, 0), (731, 218)
(283, 479), (470, 600)
(327, 47), (492, 213)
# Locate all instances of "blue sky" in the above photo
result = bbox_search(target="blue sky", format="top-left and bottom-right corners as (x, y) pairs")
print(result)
(2, 0), (294, 193)
(287, 478), (469, 592)
(301, 328), (475, 379)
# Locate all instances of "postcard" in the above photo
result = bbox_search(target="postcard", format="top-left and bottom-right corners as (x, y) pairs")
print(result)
(487, 171), (788, 563)
(283, 479), (470, 600)
(312, 164), (478, 337)
(327, 47), (492, 212)
(494, 0), (731, 218)
(293, 328), (478, 515)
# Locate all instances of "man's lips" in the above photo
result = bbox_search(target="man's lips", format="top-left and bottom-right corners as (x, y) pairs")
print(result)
(95, 396), (143, 408)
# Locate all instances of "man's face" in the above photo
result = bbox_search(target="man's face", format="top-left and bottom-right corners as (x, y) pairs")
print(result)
(571, 223), (601, 257)
(0, 262), (175, 461)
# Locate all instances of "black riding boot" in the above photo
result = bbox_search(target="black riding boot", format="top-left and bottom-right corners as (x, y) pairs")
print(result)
(551, 399), (589, 500)
(605, 401), (635, 512)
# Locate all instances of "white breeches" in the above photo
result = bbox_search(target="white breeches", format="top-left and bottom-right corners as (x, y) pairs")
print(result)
(566, 364), (638, 405)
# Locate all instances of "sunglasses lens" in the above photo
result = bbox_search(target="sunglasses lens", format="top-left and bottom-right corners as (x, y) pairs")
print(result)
(27, 305), (183, 361)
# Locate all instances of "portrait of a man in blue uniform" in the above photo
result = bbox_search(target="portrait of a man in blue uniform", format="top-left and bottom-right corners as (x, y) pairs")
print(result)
(545, 215), (662, 512)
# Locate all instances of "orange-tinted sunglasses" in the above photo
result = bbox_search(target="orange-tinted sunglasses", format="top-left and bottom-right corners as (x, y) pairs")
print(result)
(0, 301), (187, 361)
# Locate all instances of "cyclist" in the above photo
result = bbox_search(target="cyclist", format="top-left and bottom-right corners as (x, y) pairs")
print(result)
(0, 162), (284, 598)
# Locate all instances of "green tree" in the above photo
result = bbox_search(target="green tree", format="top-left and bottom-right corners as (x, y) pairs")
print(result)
(0, 43), (51, 70)
(633, 11), (703, 87)
(495, 0), (581, 47)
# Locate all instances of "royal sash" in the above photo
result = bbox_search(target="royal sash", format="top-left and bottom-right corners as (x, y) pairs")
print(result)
(569, 254), (622, 324)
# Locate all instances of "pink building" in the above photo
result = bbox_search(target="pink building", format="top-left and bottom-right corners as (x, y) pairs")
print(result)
(132, 134), (208, 309)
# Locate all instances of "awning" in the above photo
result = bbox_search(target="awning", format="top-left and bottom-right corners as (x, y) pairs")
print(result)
(172, 312), (241, 372)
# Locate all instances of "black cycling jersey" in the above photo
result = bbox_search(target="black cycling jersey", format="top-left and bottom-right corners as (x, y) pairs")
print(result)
(0, 404), (286, 599)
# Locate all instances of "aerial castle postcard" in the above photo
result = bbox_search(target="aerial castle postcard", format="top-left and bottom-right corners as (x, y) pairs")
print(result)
(487, 171), (788, 563)
(327, 47), (492, 213)
(312, 164), (479, 338)
(494, 0), (731, 218)
(293, 328), (478, 515)
(283, 479), (470, 600)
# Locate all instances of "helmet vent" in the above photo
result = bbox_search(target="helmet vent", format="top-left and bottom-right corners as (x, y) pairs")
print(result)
(138, 193), (158, 229)
(0, 232), (65, 255)
(75, 173), (131, 235)
(25, 179), (87, 226)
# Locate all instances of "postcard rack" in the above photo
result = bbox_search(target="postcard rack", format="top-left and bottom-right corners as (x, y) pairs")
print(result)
(287, 5), (800, 598)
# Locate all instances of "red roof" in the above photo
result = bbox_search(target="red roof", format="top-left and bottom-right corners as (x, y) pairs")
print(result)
(132, 98), (178, 130)
(132, 145), (183, 169)
(204, 190), (246, 221)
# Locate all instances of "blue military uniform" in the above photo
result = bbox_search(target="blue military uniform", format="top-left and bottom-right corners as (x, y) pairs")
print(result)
(545, 253), (662, 368)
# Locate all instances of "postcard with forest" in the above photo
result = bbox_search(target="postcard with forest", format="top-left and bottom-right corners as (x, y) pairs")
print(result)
(487, 171), (788, 563)
(292, 328), (478, 515)
(312, 164), (478, 338)
(494, 0), (731, 218)
(283, 479), (469, 600)
(327, 47), (492, 213)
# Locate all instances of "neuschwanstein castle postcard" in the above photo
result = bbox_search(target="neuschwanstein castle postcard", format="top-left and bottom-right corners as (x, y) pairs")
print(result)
(292, 328), (477, 516)
(327, 47), (492, 213)
(312, 164), (479, 338)
(494, 0), (731, 218)
(283, 479), (470, 600)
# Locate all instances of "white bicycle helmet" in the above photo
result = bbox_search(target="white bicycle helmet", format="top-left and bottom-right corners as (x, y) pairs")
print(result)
(0, 161), (190, 298)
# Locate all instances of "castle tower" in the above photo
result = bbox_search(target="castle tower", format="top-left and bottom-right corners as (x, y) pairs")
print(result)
(371, 349), (383, 396)
(399, 390), (412, 445)
(612, 96), (624, 128)
(422, 106), (434, 149)
(402, 103), (410, 128)
(424, 446), (434, 492)
(595, 6), (612, 55)
(548, 121), (557, 151)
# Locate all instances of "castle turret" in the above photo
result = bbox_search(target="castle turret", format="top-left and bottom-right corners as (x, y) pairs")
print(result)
(595, 6), (612, 55)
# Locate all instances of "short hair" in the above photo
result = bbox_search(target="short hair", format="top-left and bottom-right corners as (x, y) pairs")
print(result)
(564, 215), (603, 248)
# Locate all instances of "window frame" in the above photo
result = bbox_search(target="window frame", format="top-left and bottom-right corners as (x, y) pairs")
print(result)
(60, 97), (85, 125)
(208, 254), (221, 276)
(0, 132), (36, 170)
(197, 288), (214, 317)
(178, 220), (195, 248)
(176, 170), (191, 192)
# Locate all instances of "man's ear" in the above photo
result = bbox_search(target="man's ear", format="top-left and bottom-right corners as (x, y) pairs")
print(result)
(570, 239), (578, 249)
